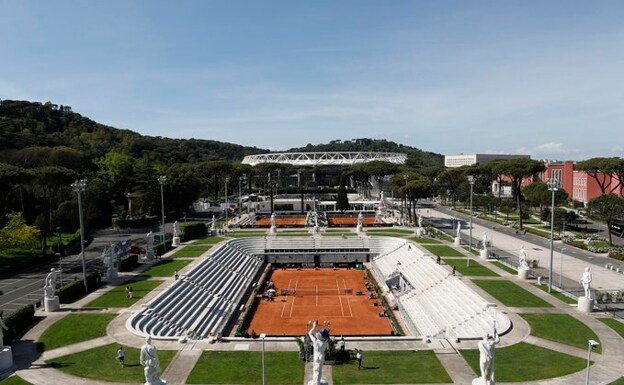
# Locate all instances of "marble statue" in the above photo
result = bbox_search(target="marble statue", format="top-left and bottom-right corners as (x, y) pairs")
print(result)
(518, 246), (529, 269)
(270, 213), (276, 227)
(357, 212), (364, 227)
(146, 231), (154, 248)
(44, 268), (58, 298)
(418, 215), (423, 229)
(0, 311), (7, 346)
(456, 222), (462, 237)
(173, 221), (180, 238)
(211, 216), (216, 231)
(307, 320), (330, 385)
(580, 267), (592, 299)
(140, 336), (166, 385)
(104, 244), (116, 267)
(477, 324), (500, 385)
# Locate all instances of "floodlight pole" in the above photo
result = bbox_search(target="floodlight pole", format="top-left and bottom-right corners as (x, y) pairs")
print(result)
(225, 177), (230, 227)
(468, 176), (475, 252)
(158, 176), (167, 252)
(71, 179), (88, 293)
(260, 333), (266, 385)
(547, 178), (559, 293)
(586, 340), (599, 385)
(559, 247), (567, 289)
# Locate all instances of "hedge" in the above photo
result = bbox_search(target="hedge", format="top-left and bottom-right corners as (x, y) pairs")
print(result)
(180, 222), (207, 242)
(154, 239), (173, 256)
(57, 273), (103, 304)
(2, 303), (35, 345)
(117, 254), (139, 272)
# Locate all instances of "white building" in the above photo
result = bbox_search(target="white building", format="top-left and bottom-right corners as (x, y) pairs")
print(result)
(444, 153), (530, 168)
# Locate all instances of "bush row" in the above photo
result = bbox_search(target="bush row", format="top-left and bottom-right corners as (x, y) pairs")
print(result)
(117, 254), (139, 272)
(180, 222), (207, 242)
(1, 303), (35, 345)
(57, 273), (103, 304)
(154, 239), (173, 256)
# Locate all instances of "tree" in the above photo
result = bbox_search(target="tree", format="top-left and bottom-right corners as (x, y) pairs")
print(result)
(0, 212), (40, 249)
(587, 194), (624, 246)
(523, 182), (569, 210)
(576, 157), (624, 195)
(436, 167), (468, 208)
(360, 161), (400, 195)
(336, 176), (349, 212)
(493, 159), (546, 229)
(399, 177), (431, 225)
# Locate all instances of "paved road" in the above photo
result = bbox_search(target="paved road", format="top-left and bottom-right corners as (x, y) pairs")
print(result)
(0, 229), (151, 314)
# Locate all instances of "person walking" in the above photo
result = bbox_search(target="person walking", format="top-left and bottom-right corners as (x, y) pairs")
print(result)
(117, 346), (125, 368)
(356, 349), (363, 369)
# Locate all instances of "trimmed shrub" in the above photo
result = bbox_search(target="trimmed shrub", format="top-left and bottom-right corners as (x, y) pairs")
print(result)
(180, 222), (207, 242)
(57, 273), (103, 304)
(154, 239), (173, 256)
(117, 254), (139, 272)
(2, 303), (35, 344)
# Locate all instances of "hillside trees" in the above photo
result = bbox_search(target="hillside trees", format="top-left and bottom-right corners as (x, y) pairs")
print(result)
(587, 194), (624, 246)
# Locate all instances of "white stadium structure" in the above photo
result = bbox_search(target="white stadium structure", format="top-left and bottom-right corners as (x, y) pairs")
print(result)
(241, 151), (407, 167)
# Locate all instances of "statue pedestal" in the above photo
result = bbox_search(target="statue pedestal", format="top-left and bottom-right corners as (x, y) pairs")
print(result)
(0, 346), (13, 373)
(269, 226), (277, 235)
(471, 378), (486, 385)
(356, 225), (364, 233)
(578, 296), (595, 313)
(517, 267), (530, 280)
(479, 249), (489, 260)
(44, 296), (60, 312)
(146, 249), (155, 260)
(308, 380), (328, 385)
(107, 267), (118, 281)
(415, 227), (425, 236)
(172, 236), (180, 247)
(453, 237), (461, 246)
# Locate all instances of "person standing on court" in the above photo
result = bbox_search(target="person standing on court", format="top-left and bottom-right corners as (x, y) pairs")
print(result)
(356, 349), (363, 369)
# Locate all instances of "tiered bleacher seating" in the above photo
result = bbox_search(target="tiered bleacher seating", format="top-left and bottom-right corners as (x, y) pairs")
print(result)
(130, 242), (263, 339)
(371, 242), (510, 339)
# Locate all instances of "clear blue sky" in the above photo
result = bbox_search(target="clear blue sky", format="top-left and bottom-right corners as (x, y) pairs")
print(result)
(1, 1), (623, 160)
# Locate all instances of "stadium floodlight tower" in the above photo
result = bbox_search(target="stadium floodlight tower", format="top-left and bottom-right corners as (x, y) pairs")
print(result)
(467, 175), (475, 252)
(547, 178), (559, 293)
(71, 179), (89, 293)
(158, 175), (167, 251)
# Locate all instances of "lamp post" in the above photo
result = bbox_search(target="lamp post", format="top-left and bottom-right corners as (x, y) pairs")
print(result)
(490, 226), (496, 257)
(224, 177), (230, 227)
(547, 178), (559, 293)
(260, 333), (266, 385)
(468, 175), (475, 252)
(158, 175), (167, 252)
(71, 179), (88, 293)
(559, 247), (567, 289)
(239, 175), (246, 214)
(586, 340), (599, 385)
(56, 226), (63, 286)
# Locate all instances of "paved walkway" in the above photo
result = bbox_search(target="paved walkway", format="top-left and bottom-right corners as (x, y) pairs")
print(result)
(2, 235), (624, 385)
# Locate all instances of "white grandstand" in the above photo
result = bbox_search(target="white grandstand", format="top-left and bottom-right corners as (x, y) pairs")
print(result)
(241, 151), (407, 166)
(128, 236), (510, 341)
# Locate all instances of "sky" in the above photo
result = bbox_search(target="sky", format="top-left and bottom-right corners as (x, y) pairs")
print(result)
(1, 1), (623, 161)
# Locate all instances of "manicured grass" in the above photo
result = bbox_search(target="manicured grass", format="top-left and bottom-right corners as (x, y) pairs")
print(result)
(443, 259), (499, 277)
(365, 231), (410, 237)
(38, 313), (117, 351)
(192, 236), (225, 245)
(46, 343), (176, 383)
(461, 342), (588, 382)
(0, 376), (34, 385)
(276, 232), (314, 236)
(324, 233), (358, 237)
(422, 244), (464, 257)
(462, 246), (481, 256)
(492, 261), (517, 274)
(472, 280), (553, 307)
(186, 351), (303, 384)
(598, 318), (624, 339)
(227, 231), (267, 238)
(86, 278), (163, 307)
(521, 313), (601, 353)
(367, 229), (414, 234)
(410, 236), (441, 244)
(171, 245), (211, 258)
(142, 259), (192, 277)
(532, 283), (577, 304)
(608, 377), (624, 385)
(332, 350), (451, 384)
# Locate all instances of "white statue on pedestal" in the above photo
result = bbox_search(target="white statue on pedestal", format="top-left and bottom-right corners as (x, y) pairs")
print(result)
(44, 268), (58, 298)
(140, 336), (166, 385)
(173, 221), (180, 238)
(518, 246), (529, 269)
(456, 222), (462, 238)
(580, 267), (592, 299)
(270, 213), (276, 227)
(307, 320), (330, 385)
(475, 325), (499, 385)
(0, 311), (8, 346)
(146, 231), (154, 248)
(482, 232), (488, 251)
(418, 215), (423, 229)
(211, 216), (216, 231)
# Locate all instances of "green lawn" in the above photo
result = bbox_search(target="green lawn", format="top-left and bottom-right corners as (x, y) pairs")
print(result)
(192, 236), (225, 245)
(46, 343), (176, 383)
(532, 283), (577, 304)
(38, 313), (117, 351)
(598, 318), (624, 338)
(86, 278), (163, 307)
(186, 351), (303, 384)
(276, 232), (314, 236)
(422, 245), (465, 257)
(410, 236), (441, 244)
(461, 342), (588, 382)
(608, 377), (624, 385)
(365, 231), (410, 237)
(227, 231), (267, 238)
(472, 280), (553, 307)
(521, 313), (601, 353)
(443, 259), (499, 277)
(171, 245), (211, 258)
(324, 233), (359, 237)
(0, 376), (34, 385)
(142, 259), (192, 277)
(367, 229), (414, 235)
(332, 350), (451, 384)
(491, 261), (517, 274)
(462, 246), (481, 256)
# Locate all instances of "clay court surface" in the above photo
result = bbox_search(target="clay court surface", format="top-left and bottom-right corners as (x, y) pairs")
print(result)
(247, 268), (393, 336)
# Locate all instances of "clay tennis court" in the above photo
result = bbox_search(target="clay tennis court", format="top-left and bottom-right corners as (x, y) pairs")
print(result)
(247, 268), (393, 336)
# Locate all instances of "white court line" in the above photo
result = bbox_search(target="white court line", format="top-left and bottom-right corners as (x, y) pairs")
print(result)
(289, 279), (299, 318)
(280, 278), (293, 318)
(336, 279), (345, 317)
(343, 278), (353, 317)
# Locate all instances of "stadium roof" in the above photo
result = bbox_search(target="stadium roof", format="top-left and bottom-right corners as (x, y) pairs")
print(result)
(241, 151), (407, 167)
